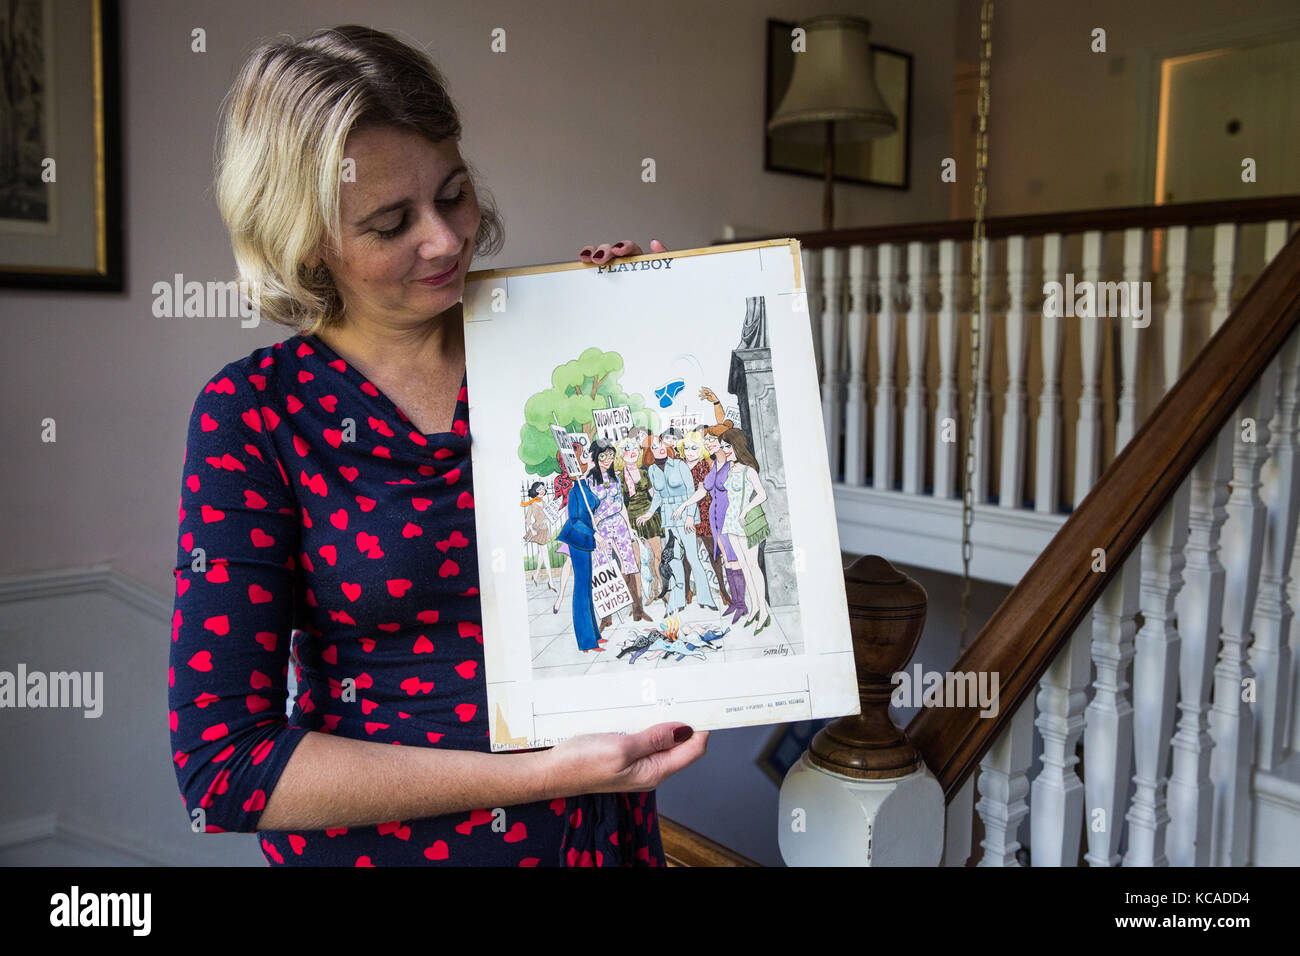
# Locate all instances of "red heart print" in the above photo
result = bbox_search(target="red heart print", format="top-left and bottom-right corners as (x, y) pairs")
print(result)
(250, 739), (274, 764)
(194, 692), (219, 709)
(262, 839), (284, 864)
(361, 699), (378, 715)
(319, 395), (338, 412)
(448, 530), (469, 548)
(288, 835), (306, 855)
(249, 670), (272, 689)
(259, 407), (280, 430)
(454, 660), (476, 679)
(250, 528), (274, 548)
(359, 637), (375, 652)
(319, 545), (337, 566)
(339, 465), (359, 482)
(426, 732), (444, 744)
(356, 532), (379, 553)
(414, 636), (434, 653)
(186, 474), (200, 493)
(356, 496), (376, 512)
(417, 610), (440, 624)
(456, 491), (474, 509)
(200, 414), (219, 433)
(201, 505), (225, 523)
(444, 467), (461, 485)
(503, 822), (527, 843)
(387, 579), (412, 597)
(244, 489), (267, 509)
(412, 497), (432, 511)
(204, 615), (230, 636)
(246, 695), (270, 713)
(323, 428), (344, 448)
(254, 632), (277, 651)
(325, 827), (348, 837)
(438, 559), (459, 577)
(457, 622), (481, 639)
(286, 394), (304, 413)
(206, 564), (229, 583)
(454, 702), (477, 722)
(241, 408), (263, 432)
(201, 722), (229, 742)
(424, 841), (449, 860)
(354, 856), (373, 867)
(330, 509), (348, 530)
(402, 522), (422, 538)
(293, 435), (310, 457)
(341, 582), (361, 601)
(248, 584), (273, 604)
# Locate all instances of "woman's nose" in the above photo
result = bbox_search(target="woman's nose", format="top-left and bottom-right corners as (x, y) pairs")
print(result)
(415, 207), (463, 258)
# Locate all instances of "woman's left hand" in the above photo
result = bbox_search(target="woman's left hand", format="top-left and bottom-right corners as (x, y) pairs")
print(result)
(578, 239), (669, 264)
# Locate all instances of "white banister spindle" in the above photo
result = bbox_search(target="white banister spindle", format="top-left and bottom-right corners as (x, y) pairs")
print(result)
(1168, 430), (1231, 867)
(1074, 231), (1104, 506)
(843, 247), (870, 486)
(975, 696), (1034, 866)
(1162, 227), (1189, 397)
(874, 244), (900, 491)
(1211, 361), (1280, 866)
(820, 248), (843, 480)
(933, 240), (961, 499)
(972, 237), (994, 505)
(1035, 234), (1065, 514)
(1125, 483), (1189, 866)
(1115, 227), (1147, 448)
(1252, 328), (1300, 772)
(1209, 223), (1238, 332)
(1030, 620), (1090, 866)
(902, 241), (930, 494)
(999, 235), (1029, 508)
(1084, 558), (1140, 866)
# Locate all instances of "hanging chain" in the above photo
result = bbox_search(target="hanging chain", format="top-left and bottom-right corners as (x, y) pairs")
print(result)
(960, 0), (994, 647)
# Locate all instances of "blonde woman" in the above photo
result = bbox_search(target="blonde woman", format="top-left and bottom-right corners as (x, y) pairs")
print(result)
(169, 24), (705, 868)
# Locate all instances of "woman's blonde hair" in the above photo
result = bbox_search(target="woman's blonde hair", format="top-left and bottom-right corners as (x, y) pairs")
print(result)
(214, 24), (504, 335)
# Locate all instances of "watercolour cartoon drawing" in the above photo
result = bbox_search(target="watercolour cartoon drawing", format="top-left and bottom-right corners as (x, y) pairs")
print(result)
(514, 296), (801, 678)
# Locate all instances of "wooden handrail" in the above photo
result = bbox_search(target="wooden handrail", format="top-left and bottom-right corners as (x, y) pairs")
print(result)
(723, 195), (1300, 249)
(906, 226), (1300, 801)
(660, 815), (761, 866)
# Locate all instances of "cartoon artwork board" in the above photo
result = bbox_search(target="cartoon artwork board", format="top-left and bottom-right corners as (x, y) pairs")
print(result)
(462, 239), (858, 750)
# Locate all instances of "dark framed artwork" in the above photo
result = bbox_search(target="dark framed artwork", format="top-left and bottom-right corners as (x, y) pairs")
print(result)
(0, 0), (123, 290)
(764, 18), (912, 192)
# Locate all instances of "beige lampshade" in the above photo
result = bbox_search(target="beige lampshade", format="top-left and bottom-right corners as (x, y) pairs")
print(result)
(768, 14), (898, 143)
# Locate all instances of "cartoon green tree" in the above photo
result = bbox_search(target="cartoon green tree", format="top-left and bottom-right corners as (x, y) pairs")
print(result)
(519, 347), (658, 475)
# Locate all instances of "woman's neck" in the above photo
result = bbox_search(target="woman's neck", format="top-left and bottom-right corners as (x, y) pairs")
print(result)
(314, 304), (464, 379)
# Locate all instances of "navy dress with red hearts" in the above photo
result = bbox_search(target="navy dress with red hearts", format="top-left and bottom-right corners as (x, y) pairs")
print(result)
(168, 333), (664, 866)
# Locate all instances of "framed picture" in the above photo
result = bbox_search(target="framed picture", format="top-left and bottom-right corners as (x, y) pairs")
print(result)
(463, 240), (859, 749)
(764, 18), (912, 191)
(0, 0), (123, 290)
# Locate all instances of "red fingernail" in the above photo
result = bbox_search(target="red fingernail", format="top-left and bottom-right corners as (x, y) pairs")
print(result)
(672, 726), (693, 743)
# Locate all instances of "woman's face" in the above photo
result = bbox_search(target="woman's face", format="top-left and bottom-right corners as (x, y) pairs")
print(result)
(702, 434), (720, 456)
(598, 448), (616, 471)
(650, 435), (668, 459)
(620, 440), (639, 464)
(321, 126), (480, 329)
(682, 437), (702, 464)
(720, 439), (735, 461)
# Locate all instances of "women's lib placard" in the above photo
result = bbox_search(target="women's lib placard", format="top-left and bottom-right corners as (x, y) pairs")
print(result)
(463, 239), (858, 749)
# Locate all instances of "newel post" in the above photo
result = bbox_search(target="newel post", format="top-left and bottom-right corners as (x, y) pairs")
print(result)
(778, 555), (945, 865)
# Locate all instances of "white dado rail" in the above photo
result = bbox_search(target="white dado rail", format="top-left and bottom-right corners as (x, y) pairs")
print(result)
(800, 198), (1300, 585)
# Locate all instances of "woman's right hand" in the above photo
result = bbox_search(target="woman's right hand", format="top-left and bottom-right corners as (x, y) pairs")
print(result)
(543, 722), (709, 794)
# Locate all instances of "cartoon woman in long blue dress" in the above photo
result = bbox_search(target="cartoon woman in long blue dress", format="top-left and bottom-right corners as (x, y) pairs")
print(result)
(550, 443), (608, 653)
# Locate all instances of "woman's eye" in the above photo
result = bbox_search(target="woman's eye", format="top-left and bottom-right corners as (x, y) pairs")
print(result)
(375, 215), (407, 239)
(437, 187), (468, 207)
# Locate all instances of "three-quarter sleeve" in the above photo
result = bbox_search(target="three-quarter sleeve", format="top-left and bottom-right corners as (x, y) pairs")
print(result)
(168, 368), (311, 833)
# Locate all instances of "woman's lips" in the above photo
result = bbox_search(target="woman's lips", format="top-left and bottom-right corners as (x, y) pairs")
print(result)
(416, 262), (459, 286)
